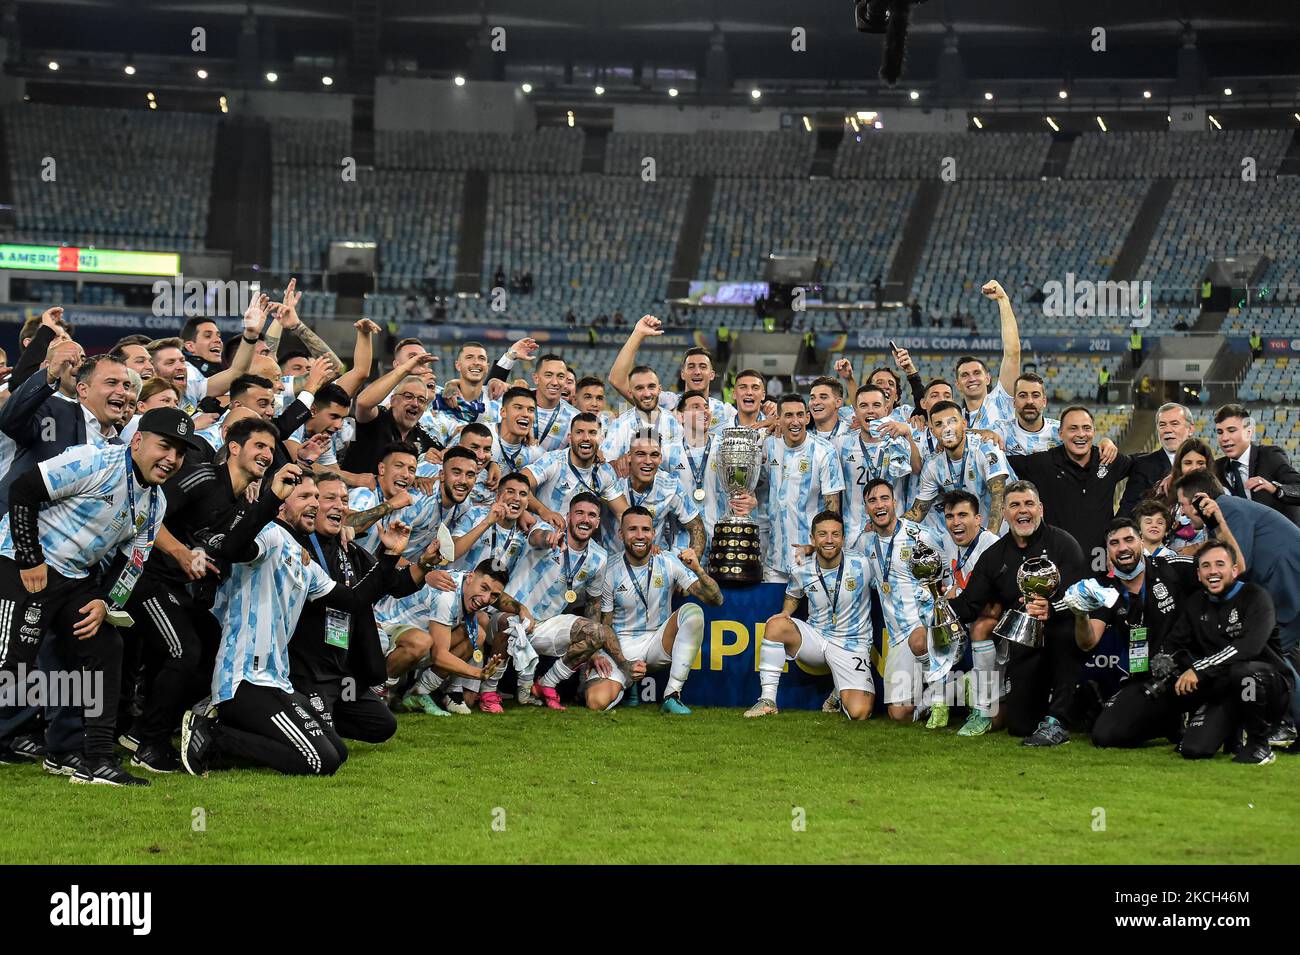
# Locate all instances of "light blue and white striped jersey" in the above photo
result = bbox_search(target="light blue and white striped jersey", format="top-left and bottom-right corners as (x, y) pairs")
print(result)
(182, 363), (208, 414)
(835, 430), (914, 552)
(605, 471), (700, 555)
(420, 408), (465, 448)
(0, 432), (17, 483)
(914, 437), (1012, 536)
(963, 381), (1015, 432)
(456, 508), (554, 576)
(760, 433), (845, 575)
(938, 528), (1000, 595)
(657, 391), (734, 433)
(375, 570), (468, 636)
(785, 552), (876, 652)
(416, 458), (494, 507)
(287, 423), (339, 466)
(210, 522), (335, 703)
(861, 519), (945, 646)
(195, 411), (226, 453)
(600, 408), (686, 476)
(347, 485), (475, 560)
(509, 538), (609, 623)
(602, 552), (697, 641)
(993, 416), (1061, 456)
(0, 444), (167, 579)
(680, 434), (728, 546)
(486, 422), (545, 475)
(532, 400), (578, 453)
(272, 374), (297, 416)
(524, 449), (623, 514)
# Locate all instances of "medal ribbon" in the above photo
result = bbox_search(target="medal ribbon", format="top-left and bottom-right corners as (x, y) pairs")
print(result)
(873, 525), (900, 588)
(563, 546), (588, 593)
(814, 559), (844, 624)
(686, 441), (711, 494)
(624, 554), (653, 614)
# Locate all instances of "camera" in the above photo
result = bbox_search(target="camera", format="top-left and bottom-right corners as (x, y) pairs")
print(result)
(1143, 652), (1180, 699)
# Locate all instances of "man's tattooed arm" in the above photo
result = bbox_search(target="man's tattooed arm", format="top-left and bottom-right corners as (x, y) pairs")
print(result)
(687, 570), (724, 607)
(986, 476), (1007, 533)
(822, 492), (840, 514)
(343, 501), (392, 532)
(494, 592), (526, 618)
(903, 497), (933, 524)
(686, 516), (707, 557)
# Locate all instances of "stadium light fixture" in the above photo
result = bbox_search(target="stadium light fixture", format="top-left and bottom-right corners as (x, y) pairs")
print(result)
(1045, 115), (1060, 131)
(909, 90), (919, 100)
(1058, 90), (1068, 99)
(750, 88), (761, 100)
(972, 116), (983, 129)
(146, 91), (155, 101)
(1142, 90), (1152, 99)
(984, 91), (993, 101)
(521, 83), (532, 94)
(47, 61), (58, 71)
(595, 85), (605, 95)
(668, 87), (679, 97)
(219, 96), (228, 114)
(124, 65), (136, 76)
(855, 110), (877, 122)
(566, 110), (575, 127)
(321, 76), (333, 87)
(454, 75), (466, 87)
(149, 100), (157, 110)
(265, 72), (278, 83)
(802, 115), (812, 132)
(1223, 87), (1232, 96)
(848, 116), (860, 132)
(1294, 112), (1300, 123)
(1208, 114), (1222, 129)
(1096, 115), (1107, 132)
(873, 120), (883, 129)
(196, 69), (208, 79)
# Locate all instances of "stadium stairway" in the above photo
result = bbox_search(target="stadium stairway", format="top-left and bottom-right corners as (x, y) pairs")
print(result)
(580, 128), (608, 173)
(1110, 179), (1174, 282)
(1040, 131), (1078, 178)
(1119, 408), (1155, 454)
(208, 118), (272, 269)
(453, 170), (488, 294)
(666, 176), (714, 299)
(884, 179), (941, 302)
(0, 116), (12, 233)
(1278, 128), (1300, 177)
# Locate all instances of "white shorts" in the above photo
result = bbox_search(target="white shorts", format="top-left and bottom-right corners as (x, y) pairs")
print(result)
(792, 618), (874, 696)
(583, 613), (675, 689)
(529, 614), (580, 657)
(881, 640), (921, 705)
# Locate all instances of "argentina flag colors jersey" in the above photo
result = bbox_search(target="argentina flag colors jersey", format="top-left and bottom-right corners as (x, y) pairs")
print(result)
(211, 523), (336, 703)
(962, 382), (1016, 432)
(761, 433), (845, 576)
(347, 485), (474, 561)
(524, 449), (623, 514)
(486, 422), (545, 475)
(785, 552), (875, 653)
(510, 539), (609, 623)
(0, 444), (167, 579)
(456, 511), (554, 576)
(532, 400), (578, 452)
(600, 408), (686, 475)
(861, 519), (946, 646)
(680, 434), (728, 546)
(835, 430), (913, 553)
(375, 570), (468, 639)
(915, 437), (1012, 536)
(602, 552), (697, 642)
(605, 471), (700, 556)
(994, 416), (1061, 455)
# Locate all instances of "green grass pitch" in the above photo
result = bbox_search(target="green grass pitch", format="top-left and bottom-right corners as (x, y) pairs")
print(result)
(1, 708), (1296, 865)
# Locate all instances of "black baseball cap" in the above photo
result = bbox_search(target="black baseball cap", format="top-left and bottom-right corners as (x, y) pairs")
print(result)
(136, 407), (207, 452)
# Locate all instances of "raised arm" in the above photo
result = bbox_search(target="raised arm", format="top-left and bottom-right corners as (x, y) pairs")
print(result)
(609, 315), (663, 402)
(335, 319), (380, 397)
(354, 352), (435, 424)
(679, 549), (723, 606)
(204, 294), (273, 398)
(981, 280), (1022, 396)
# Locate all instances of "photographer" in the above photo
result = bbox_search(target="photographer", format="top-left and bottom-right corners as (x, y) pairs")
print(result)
(1062, 518), (1198, 748)
(1165, 540), (1292, 764)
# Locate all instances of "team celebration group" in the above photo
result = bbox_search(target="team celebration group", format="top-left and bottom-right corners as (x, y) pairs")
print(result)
(0, 276), (1295, 786)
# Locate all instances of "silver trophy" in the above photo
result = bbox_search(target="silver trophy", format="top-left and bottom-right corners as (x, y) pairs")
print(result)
(908, 539), (967, 683)
(992, 556), (1061, 649)
(718, 428), (763, 523)
(709, 428), (765, 584)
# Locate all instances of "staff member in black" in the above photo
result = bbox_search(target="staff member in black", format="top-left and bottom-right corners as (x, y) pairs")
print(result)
(949, 479), (1088, 746)
(120, 417), (301, 771)
(1074, 518), (1199, 748)
(1007, 406), (1133, 573)
(1166, 540), (1293, 763)
(283, 472), (446, 745)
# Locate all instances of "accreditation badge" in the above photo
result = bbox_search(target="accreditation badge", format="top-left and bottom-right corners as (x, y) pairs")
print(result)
(1128, 626), (1149, 674)
(324, 608), (351, 649)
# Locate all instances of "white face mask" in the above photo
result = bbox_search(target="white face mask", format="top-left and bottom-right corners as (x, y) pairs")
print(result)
(941, 427), (957, 445)
(1110, 556), (1145, 581)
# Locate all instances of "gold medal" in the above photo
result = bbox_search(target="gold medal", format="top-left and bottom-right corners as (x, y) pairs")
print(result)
(472, 649), (484, 664)
(693, 488), (706, 502)
(882, 581), (892, 595)
(564, 589), (578, 604)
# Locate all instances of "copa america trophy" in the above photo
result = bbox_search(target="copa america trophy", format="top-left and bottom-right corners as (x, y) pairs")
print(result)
(907, 539), (966, 684)
(707, 428), (764, 586)
(992, 556), (1061, 650)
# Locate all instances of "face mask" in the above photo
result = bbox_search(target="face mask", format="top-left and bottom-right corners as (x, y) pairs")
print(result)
(941, 427), (957, 444)
(1111, 556), (1144, 581)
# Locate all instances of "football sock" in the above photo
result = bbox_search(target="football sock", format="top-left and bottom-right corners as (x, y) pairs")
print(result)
(665, 604), (705, 696)
(539, 659), (575, 689)
(759, 638), (787, 702)
(971, 639), (997, 717)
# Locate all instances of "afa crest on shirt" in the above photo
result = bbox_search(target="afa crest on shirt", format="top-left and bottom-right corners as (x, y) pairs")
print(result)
(845, 578), (858, 591)
(653, 574), (664, 588)
(798, 459), (810, 473)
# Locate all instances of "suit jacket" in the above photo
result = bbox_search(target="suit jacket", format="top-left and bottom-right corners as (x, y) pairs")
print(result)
(1118, 447), (1172, 516)
(1215, 443), (1300, 526)
(0, 372), (104, 510)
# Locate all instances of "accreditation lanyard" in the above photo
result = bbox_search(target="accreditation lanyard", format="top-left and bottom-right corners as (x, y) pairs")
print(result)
(535, 403), (563, 444)
(1123, 580), (1149, 674)
(309, 533), (353, 586)
(873, 526), (900, 591)
(624, 554), (654, 615)
(686, 441), (711, 495)
(107, 466), (158, 611)
(815, 559), (845, 625)
(569, 458), (601, 496)
(823, 420), (844, 438)
(943, 444), (971, 490)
